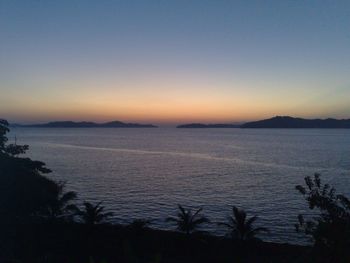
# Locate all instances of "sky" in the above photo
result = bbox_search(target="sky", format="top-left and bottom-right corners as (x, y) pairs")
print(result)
(0, 0), (349, 125)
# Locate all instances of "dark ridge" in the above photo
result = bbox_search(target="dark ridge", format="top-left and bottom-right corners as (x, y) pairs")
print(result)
(177, 123), (241, 128)
(14, 121), (157, 128)
(241, 116), (350, 128)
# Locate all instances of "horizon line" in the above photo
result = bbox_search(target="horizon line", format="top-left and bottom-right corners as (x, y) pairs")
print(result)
(7, 115), (350, 127)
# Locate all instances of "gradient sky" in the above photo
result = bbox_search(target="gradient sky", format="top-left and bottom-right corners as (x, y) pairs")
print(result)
(1, 0), (349, 125)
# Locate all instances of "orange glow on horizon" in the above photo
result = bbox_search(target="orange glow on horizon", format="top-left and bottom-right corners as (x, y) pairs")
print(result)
(2, 72), (350, 125)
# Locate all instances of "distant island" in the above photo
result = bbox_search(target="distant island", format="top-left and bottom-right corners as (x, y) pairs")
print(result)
(177, 123), (241, 128)
(11, 116), (350, 129)
(241, 116), (350, 128)
(177, 116), (350, 129)
(14, 121), (157, 128)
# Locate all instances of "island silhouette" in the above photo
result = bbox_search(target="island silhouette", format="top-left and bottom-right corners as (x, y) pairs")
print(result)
(241, 116), (350, 128)
(11, 116), (350, 129)
(15, 121), (157, 128)
(178, 116), (350, 129)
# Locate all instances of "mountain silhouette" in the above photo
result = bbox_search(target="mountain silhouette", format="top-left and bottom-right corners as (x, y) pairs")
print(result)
(16, 121), (157, 128)
(242, 116), (350, 128)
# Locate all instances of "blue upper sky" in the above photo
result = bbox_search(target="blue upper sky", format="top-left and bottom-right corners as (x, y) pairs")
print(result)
(1, 0), (349, 124)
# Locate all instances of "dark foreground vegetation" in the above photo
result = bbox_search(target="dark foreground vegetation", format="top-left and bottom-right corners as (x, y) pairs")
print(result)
(1, 221), (308, 263)
(1, 119), (349, 262)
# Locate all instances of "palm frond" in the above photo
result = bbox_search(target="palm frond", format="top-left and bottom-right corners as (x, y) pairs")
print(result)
(221, 206), (267, 241)
(192, 207), (203, 218)
(245, 215), (258, 228)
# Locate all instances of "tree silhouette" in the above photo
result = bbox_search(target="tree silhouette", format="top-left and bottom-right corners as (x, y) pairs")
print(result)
(0, 119), (57, 221)
(219, 206), (268, 241)
(42, 182), (78, 222)
(296, 173), (350, 261)
(166, 204), (209, 235)
(0, 119), (28, 157)
(0, 119), (9, 153)
(75, 201), (113, 225)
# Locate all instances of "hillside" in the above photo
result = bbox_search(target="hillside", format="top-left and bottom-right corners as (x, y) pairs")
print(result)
(241, 116), (350, 128)
(16, 121), (157, 128)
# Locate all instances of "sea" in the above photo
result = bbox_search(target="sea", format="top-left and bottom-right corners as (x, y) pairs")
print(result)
(9, 127), (350, 244)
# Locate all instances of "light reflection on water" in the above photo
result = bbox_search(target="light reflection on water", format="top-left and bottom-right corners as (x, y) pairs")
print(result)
(9, 128), (350, 244)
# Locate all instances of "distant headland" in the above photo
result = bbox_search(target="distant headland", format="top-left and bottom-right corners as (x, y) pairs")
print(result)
(241, 116), (350, 128)
(10, 116), (350, 128)
(178, 116), (350, 129)
(13, 121), (157, 128)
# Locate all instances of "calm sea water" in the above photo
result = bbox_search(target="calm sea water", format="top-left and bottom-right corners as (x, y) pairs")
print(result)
(9, 128), (350, 244)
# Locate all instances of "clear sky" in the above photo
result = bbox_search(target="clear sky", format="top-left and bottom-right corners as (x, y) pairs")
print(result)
(1, 0), (349, 125)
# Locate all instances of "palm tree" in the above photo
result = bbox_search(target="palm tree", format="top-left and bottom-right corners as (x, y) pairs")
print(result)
(166, 204), (209, 235)
(76, 201), (113, 225)
(43, 182), (77, 221)
(219, 206), (268, 241)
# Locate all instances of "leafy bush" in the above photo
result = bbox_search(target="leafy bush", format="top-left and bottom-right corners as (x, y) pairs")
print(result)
(296, 173), (350, 261)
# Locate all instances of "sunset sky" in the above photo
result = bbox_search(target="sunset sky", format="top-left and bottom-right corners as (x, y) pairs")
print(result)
(1, 1), (349, 125)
